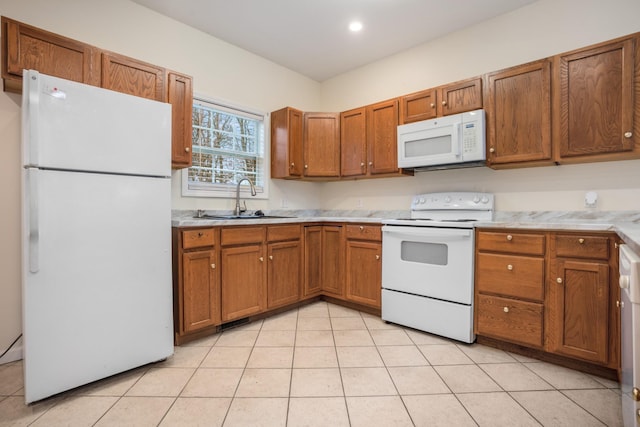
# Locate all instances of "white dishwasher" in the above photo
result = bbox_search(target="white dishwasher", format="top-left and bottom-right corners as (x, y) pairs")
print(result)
(619, 244), (640, 427)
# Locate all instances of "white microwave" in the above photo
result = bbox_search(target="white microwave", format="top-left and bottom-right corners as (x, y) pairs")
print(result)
(397, 109), (486, 170)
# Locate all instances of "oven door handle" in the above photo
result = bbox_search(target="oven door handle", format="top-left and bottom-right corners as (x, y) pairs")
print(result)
(382, 226), (471, 239)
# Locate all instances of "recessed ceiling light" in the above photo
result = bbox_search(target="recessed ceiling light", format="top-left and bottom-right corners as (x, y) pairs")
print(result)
(349, 21), (363, 32)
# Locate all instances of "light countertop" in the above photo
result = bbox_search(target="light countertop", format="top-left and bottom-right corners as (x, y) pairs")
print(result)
(171, 209), (640, 253)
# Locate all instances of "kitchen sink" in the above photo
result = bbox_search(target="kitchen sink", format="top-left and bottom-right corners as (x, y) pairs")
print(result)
(193, 214), (295, 220)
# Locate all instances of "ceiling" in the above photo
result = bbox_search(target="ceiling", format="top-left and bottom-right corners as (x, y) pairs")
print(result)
(132, 0), (538, 82)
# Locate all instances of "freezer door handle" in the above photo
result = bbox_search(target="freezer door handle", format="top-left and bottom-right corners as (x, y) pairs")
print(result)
(25, 70), (40, 166)
(28, 169), (40, 273)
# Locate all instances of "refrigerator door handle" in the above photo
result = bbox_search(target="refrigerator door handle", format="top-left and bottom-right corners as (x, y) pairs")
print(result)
(28, 169), (40, 273)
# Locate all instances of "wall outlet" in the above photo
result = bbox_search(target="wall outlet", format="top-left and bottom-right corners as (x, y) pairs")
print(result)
(281, 198), (288, 208)
(585, 191), (598, 208)
(357, 198), (363, 208)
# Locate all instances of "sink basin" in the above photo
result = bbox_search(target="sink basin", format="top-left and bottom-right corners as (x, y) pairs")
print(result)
(193, 214), (295, 220)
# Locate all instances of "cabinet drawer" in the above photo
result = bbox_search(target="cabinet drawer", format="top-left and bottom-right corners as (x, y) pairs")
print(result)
(267, 224), (301, 242)
(182, 228), (215, 249)
(221, 226), (266, 246)
(477, 230), (545, 255)
(476, 294), (543, 348)
(345, 224), (382, 241)
(476, 253), (545, 301)
(554, 234), (609, 260)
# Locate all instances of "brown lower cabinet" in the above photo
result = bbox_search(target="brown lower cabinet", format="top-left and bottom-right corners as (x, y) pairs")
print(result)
(173, 222), (382, 344)
(475, 228), (621, 375)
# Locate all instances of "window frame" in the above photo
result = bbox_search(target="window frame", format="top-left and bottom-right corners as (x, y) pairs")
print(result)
(181, 93), (269, 199)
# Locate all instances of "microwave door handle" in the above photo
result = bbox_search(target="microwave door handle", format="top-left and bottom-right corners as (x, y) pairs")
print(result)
(453, 123), (461, 157)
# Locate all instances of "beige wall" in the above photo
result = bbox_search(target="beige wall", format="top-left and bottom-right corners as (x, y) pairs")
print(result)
(1, 0), (640, 359)
(318, 0), (640, 212)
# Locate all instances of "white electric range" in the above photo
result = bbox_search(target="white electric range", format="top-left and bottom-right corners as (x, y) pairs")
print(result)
(381, 192), (494, 343)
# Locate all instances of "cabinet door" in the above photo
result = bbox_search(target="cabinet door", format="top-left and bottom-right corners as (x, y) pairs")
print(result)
(485, 60), (552, 166)
(367, 99), (399, 175)
(438, 77), (482, 116)
(2, 17), (100, 91)
(221, 244), (266, 322)
(181, 249), (220, 333)
(340, 107), (367, 177)
(303, 113), (340, 177)
(345, 240), (381, 308)
(271, 107), (303, 178)
(399, 88), (437, 124)
(555, 38), (635, 161)
(101, 52), (165, 101)
(303, 226), (323, 297)
(167, 71), (193, 168)
(267, 240), (301, 309)
(322, 226), (345, 297)
(548, 259), (610, 364)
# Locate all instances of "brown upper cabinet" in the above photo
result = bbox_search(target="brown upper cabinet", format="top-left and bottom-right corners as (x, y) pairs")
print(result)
(400, 77), (482, 124)
(303, 112), (340, 177)
(484, 59), (553, 168)
(101, 52), (165, 102)
(167, 70), (194, 168)
(553, 35), (640, 164)
(341, 99), (407, 178)
(1, 16), (100, 92)
(270, 107), (304, 179)
(1, 16), (194, 169)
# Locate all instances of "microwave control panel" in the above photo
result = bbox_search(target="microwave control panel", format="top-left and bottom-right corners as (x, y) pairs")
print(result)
(462, 123), (478, 154)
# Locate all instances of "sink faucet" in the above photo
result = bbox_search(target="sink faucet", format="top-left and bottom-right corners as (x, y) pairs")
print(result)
(234, 177), (257, 216)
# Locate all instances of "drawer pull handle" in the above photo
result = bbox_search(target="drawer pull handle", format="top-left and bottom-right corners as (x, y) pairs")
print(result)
(507, 264), (513, 271)
(211, 263), (215, 269)
(557, 277), (563, 284)
(503, 306), (509, 313)
(198, 232), (203, 237)
(506, 235), (513, 241)
(269, 255), (273, 260)
(376, 255), (380, 260)
(259, 257), (264, 262)
(578, 238), (585, 244)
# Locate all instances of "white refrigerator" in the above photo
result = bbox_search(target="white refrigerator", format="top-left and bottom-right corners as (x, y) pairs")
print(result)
(21, 70), (174, 404)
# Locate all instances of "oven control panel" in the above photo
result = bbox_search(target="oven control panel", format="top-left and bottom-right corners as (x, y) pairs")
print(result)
(411, 192), (494, 211)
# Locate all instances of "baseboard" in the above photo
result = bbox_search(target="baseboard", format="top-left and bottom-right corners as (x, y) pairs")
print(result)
(0, 343), (23, 365)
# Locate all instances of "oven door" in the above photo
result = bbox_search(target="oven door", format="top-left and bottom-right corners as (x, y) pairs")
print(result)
(382, 225), (474, 305)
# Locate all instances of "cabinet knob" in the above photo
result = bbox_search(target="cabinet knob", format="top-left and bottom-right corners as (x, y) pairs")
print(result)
(624, 131), (633, 138)
(506, 235), (513, 241)
(359, 226), (364, 231)
(269, 255), (273, 260)
(211, 263), (216, 269)
(557, 277), (563, 284)
(259, 257), (264, 262)
(368, 161), (373, 166)
(618, 300), (625, 309)
(489, 147), (495, 153)
(198, 232), (203, 237)
(360, 162), (365, 167)
(442, 101), (447, 106)
(376, 255), (380, 260)
(430, 103), (435, 108)
(578, 238), (585, 244)
(507, 264), (513, 271)
(304, 164), (308, 169)
(290, 162), (295, 167)
(503, 306), (509, 313)
(185, 147), (190, 153)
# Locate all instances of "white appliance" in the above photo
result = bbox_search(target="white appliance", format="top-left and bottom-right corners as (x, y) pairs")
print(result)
(381, 192), (494, 343)
(397, 109), (486, 171)
(619, 244), (640, 427)
(21, 70), (174, 404)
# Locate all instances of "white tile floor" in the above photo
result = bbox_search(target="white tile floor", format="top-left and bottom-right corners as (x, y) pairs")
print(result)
(0, 301), (623, 426)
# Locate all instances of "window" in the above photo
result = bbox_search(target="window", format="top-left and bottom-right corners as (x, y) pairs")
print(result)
(182, 96), (266, 198)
